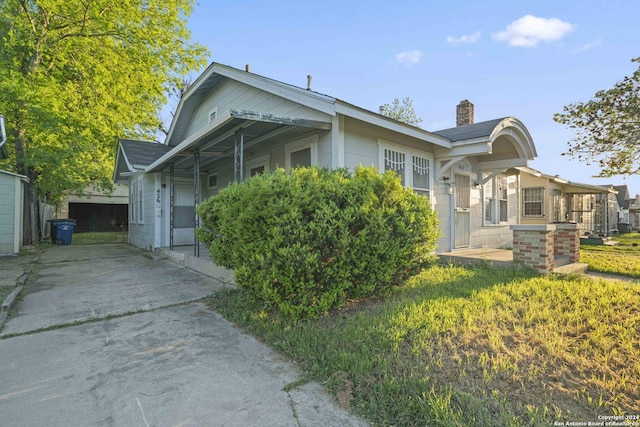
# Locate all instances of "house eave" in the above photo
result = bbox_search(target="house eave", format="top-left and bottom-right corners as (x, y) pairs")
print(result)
(335, 101), (452, 149)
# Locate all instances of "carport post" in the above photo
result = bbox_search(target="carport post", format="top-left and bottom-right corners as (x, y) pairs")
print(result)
(194, 150), (200, 257)
(170, 165), (174, 250)
(234, 129), (244, 183)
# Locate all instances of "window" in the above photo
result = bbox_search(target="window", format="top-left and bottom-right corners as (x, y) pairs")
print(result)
(285, 136), (317, 171)
(208, 108), (218, 124)
(552, 188), (563, 222)
(379, 141), (433, 198)
(484, 175), (509, 224)
(383, 148), (405, 185)
(246, 154), (270, 179)
(207, 173), (218, 189)
(129, 175), (144, 224)
(522, 187), (544, 218)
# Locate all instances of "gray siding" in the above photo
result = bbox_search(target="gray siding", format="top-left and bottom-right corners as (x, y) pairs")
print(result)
(0, 172), (22, 255)
(185, 79), (332, 141)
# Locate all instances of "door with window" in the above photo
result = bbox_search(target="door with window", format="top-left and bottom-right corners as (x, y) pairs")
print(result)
(454, 173), (471, 248)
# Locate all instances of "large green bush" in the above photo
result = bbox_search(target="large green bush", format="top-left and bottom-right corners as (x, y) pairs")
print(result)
(196, 166), (439, 318)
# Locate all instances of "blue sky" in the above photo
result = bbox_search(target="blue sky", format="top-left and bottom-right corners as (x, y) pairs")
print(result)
(184, 0), (640, 195)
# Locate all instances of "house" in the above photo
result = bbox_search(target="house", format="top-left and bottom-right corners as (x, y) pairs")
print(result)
(516, 167), (617, 234)
(55, 184), (129, 232)
(630, 194), (640, 230)
(0, 169), (28, 255)
(115, 63), (542, 254)
(612, 185), (631, 232)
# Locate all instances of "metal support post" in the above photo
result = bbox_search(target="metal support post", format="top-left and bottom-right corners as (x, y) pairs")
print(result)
(194, 150), (200, 257)
(169, 165), (174, 250)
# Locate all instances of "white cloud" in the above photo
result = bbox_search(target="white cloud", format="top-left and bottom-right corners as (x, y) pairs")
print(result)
(446, 32), (481, 45)
(493, 15), (575, 47)
(394, 50), (424, 66)
(574, 38), (602, 53)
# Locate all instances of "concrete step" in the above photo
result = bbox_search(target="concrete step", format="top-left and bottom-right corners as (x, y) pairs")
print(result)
(552, 262), (589, 275)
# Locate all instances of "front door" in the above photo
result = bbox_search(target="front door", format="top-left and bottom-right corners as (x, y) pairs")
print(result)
(454, 173), (471, 248)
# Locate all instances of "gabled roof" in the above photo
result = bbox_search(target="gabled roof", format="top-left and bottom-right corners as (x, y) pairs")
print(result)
(164, 62), (452, 151)
(114, 139), (172, 183)
(433, 118), (506, 142)
(119, 139), (172, 168)
(613, 185), (631, 208)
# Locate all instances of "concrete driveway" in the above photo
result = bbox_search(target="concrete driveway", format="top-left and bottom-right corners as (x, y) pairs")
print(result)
(0, 244), (367, 427)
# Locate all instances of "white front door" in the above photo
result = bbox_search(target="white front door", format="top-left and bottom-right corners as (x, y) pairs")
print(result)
(454, 173), (471, 248)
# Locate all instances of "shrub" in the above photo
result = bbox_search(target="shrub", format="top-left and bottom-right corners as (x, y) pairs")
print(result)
(196, 166), (439, 319)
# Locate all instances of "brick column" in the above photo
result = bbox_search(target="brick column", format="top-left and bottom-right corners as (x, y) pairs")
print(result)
(554, 223), (580, 263)
(510, 225), (556, 274)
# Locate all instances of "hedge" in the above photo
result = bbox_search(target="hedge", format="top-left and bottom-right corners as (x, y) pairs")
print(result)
(196, 166), (439, 319)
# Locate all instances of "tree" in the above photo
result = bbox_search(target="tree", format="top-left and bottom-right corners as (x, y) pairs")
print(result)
(554, 57), (640, 177)
(379, 97), (423, 127)
(0, 0), (208, 243)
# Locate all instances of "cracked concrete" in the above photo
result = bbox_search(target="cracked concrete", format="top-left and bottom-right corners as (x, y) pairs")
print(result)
(0, 244), (368, 426)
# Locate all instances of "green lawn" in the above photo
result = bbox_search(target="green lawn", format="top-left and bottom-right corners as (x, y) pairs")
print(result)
(71, 231), (127, 245)
(581, 232), (640, 278)
(209, 265), (640, 426)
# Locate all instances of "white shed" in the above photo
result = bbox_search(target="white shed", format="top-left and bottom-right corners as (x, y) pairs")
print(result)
(0, 169), (28, 255)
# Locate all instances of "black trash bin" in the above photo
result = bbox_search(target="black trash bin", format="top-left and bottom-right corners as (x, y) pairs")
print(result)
(48, 219), (76, 245)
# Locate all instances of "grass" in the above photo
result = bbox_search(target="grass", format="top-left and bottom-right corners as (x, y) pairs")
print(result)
(209, 265), (640, 426)
(581, 232), (640, 278)
(71, 231), (127, 245)
(0, 286), (13, 305)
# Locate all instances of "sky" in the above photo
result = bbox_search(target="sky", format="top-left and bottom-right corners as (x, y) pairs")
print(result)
(182, 0), (640, 196)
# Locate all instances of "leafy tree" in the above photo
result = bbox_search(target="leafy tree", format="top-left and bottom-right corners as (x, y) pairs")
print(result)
(0, 0), (208, 243)
(379, 97), (423, 127)
(554, 57), (640, 177)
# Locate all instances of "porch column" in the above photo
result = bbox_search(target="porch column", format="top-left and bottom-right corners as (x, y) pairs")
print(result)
(510, 224), (556, 274)
(554, 223), (580, 263)
(169, 165), (174, 250)
(234, 129), (244, 183)
(194, 150), (200, 258)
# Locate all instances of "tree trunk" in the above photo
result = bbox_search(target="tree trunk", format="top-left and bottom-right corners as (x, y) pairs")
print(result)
(14, 125), (39, 245)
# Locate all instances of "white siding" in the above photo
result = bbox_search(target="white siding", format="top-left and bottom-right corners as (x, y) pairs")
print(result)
(184, 79), (332, 141)
(343, 117), (434, 170)
(128, 174), (157, 251)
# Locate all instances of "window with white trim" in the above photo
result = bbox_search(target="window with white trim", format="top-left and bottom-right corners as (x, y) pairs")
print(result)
(129, 175), (144, 224)
(522, 187), (544, 218)
(379, 141), (433, 198)
(484, 175), (509, 224)
(207, 173), (218, 189)
(285, 136), (318, 171)
(246, 154), (270, 178)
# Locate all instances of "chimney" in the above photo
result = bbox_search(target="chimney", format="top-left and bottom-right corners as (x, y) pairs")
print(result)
(245, 64), (250, 72)
(456, 100), (474, 127)
(307, 75), (312, 91)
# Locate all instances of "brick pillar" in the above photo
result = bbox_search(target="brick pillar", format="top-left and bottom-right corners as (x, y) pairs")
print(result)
(554, 223), (580, 263)
(510, 225), (556, 274)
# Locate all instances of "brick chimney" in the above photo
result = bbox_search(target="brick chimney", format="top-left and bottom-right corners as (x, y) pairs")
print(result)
(456, 100), (474, 127)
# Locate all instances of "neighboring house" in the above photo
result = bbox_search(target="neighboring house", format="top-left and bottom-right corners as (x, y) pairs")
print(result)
(630, 194), (640, 230)
(56, 184), (129, 232)
(517, 168), (617, 234)
(115, 62), (543, 253)
(613, 185), (631, 228)
(595, 185), (622, 235)
(0, 169), (28, 255)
